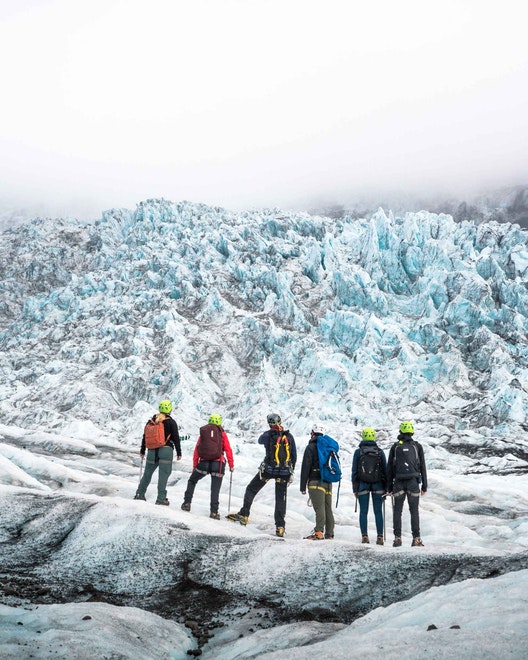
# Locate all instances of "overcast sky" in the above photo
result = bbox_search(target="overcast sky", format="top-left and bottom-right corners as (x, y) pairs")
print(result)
(1, 0), (527, 219)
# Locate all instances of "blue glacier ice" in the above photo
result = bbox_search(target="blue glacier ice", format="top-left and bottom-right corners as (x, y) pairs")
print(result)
(0, 199), (527, 471)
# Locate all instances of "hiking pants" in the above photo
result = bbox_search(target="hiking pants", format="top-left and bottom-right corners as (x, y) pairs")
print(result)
(358, 481), (384, 536)
(308, 480), (334, 537)
(240, 471), (288, 528)
(183, 460), (225, 514)
(392, 478), (421, 538)
(137, 446), (173, 502)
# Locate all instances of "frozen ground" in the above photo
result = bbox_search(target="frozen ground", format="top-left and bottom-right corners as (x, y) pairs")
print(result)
(1, 419), (527, 658)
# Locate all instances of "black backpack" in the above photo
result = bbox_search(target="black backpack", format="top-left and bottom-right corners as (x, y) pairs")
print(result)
(358, 444), (382, 483)
(393, 441), (420, 479)
(198, 424), (223, 461)
(265, 429), (293, 477)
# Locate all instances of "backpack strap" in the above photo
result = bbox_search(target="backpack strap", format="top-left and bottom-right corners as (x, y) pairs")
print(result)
(274, 433), (290, 465)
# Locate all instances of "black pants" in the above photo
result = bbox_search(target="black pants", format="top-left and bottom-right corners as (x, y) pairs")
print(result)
(240, 470), (288, 528)
(392, 477), (421, 538)
(183, 460), (225, 514)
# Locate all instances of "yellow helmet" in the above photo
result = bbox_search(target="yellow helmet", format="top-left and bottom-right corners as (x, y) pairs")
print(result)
(362, 427), (377, 441)
(159, 400), (172, 414)
(399, 421), (414, 434)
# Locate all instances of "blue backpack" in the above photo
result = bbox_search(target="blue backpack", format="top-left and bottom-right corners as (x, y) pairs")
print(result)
(317, 435), (342, 483)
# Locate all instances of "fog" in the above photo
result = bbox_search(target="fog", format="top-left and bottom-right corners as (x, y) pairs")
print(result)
(1, 0), (527, 220)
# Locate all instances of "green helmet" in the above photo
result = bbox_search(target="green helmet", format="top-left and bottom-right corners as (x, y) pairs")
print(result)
(159, 400), (172, 414)
(399, 421), (414, 434)
(208, 413), (223, 426)
(362, 427), (376, 441)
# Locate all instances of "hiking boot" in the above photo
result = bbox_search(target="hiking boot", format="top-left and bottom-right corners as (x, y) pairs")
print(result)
(376, 535), (384, 546)
(226, 512), (249, 525)
(133, 494), (146, 501)
(276, 527), (285, 538)
(325, 534), (334, 540)
(393, 537), (402, 547)
(181, 502), (191, 511)
(304, 530), (324, 540)
(411, 537), (424, 547)
(361, 535), (370, 544)
(209, 512), (221, 520)
(156, 499), (170, 506)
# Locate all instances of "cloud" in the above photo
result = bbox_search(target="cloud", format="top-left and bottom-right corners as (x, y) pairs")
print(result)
(1, 0), (527, 218)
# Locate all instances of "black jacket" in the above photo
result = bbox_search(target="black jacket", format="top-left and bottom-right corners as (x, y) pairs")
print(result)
(300, 436), (321, 491)
(386, 433), (427, 492)
(141, 414), (181, 456)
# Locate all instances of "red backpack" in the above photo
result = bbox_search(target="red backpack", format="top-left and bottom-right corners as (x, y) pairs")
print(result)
(198, 424), (223, 460)
(144, 414), (169, 449)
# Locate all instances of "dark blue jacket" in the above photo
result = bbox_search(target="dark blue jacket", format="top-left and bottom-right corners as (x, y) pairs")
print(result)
(351, 440), (387, 493)
(258, 426), (297, 471)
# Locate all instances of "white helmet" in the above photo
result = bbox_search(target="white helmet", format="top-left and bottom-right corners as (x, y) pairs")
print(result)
(311, 424), (324, 435)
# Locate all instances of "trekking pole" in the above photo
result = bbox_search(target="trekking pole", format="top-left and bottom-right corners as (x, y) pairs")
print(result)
(335, 480), (341, 508)
(227, 469), (233, 512)
(383, 496), (386, 541)
(354, 495), (358, 513)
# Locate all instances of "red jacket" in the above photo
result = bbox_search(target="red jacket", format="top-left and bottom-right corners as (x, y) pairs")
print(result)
(193, 430), (234, 470)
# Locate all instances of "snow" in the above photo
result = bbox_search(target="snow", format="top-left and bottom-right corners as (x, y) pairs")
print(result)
(1, 200), (528, 658)
(222, 571), (528, 659)
(0, 417), (527, 657)
(0, 602), (193, 660)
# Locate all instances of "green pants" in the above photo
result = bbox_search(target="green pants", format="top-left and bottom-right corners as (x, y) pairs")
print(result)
(137, 446), (174, 502)
(308, 480), (334, 537)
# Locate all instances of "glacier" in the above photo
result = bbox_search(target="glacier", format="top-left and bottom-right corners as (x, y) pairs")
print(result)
(1, 199), (528, 658)
(1, 199), (528, 459)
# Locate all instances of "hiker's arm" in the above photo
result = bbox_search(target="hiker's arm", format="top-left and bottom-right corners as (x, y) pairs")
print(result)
(351, 450), (359, 493)
(299, 446), (311, 493)
(418, 443), (427, 493)
(289, 434), (297, 468)
(192, 439), (200, 469)
(223, 432), (235, 470)
(170, 419), (182, 459)
(381, 450), (388, 492)
(386, 446), (394, 493)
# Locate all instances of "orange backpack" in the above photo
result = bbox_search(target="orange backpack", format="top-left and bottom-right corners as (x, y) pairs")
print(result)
(144, 414), (169, 449)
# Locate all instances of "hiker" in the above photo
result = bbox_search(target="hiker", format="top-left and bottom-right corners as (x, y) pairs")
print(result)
(227, 413), (296, 537)
(181, 414), (234, 519)
(300, 425), (335, 540)
(134, 400), (182, 505)
(386, 421), (428, 547)
(352, 427), (387, 545)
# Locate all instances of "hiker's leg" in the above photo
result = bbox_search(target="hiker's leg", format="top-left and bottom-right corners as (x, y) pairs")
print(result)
(308, 481), (326, 533)
(240, 472), (267, 517)
(407, 480), (421, 538)
(324, 486), (335, 537)
(274, 479), (288, 528)
(136, 449), (158, 497)
(209, 461), (226, 513)
(156, 446), (174, 502)
(372, 488), (384, 537)
(358, 489), (370, 536)
(210, 473), (224, 514)
(392, 482), (405, 538)
(183, 467), (207, 504)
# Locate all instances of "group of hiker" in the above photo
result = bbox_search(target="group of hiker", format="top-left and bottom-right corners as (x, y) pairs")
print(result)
(134, 401), (428, 547)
